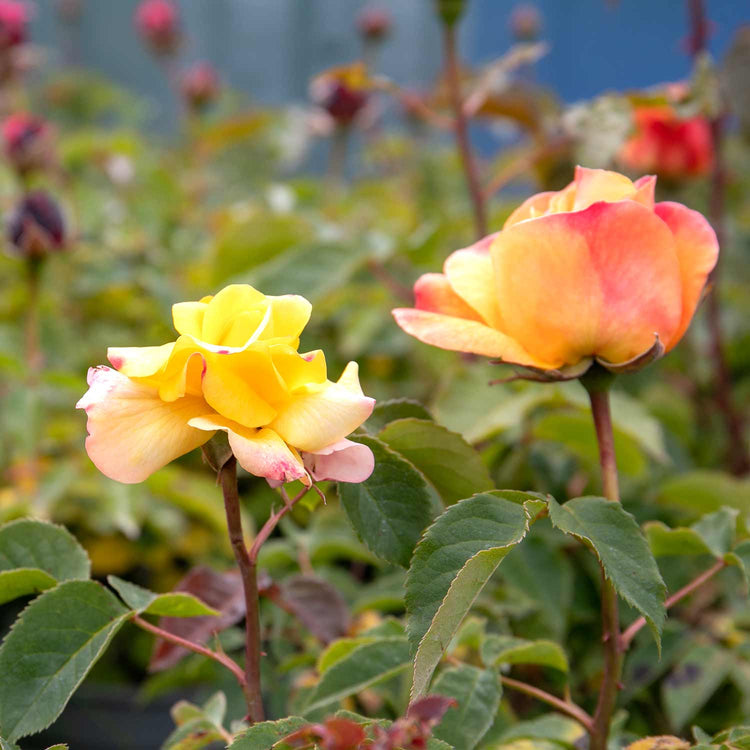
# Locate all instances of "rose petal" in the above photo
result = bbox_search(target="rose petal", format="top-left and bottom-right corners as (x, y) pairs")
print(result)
(413, 273), (483, 321)
(270, 362), (375, 453)
(188, 415), (307, 483)
(392, 308), (550, 367)
(107, 342), (174, 377)
(76, 366), (211, 484)
(493, 200), (682, 366)
(655, 201), (719, 350)
(303, 439), (374, 483)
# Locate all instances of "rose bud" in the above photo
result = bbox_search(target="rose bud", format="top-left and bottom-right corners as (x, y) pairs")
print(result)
(7, 191), (66, 259)
(357, 6), (392, 42)
(310, 65), (370, 128)
(0, 0), (29, 50)
(394, 167), (719, 378)
(509, 3), (542, 41)
(180, 62), (221, 112)
(2, 112), (53, 174)
(619, 104), (713, 181)
(134, 0), (180, 56)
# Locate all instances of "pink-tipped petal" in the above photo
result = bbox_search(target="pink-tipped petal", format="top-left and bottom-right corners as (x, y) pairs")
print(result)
(76, 366), (211, 484)
(188, 415), (307, 483)
(655, 201), (719, 350)
(414, 273), (482, 320)
(303, 439), (374, 483)
(107, 342), (174, 377)
(392, 308), (550, 367)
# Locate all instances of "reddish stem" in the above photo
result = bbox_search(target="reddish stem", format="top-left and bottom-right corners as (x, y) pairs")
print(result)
(442, 24), (488, 239)
(621, 559), (726, 649)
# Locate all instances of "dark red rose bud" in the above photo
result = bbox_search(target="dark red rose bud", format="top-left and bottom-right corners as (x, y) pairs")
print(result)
(8, 191), (66, 258)
(2, 112), (53, 174)
(135, 0), (180, 56)
(357, 6), (392, 42)
(180, 62), (221, 112)
(0, 0), (29, 50)
(509, 3), (542, 41)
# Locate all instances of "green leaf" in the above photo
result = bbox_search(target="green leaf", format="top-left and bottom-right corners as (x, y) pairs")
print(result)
(379, 418), (493, 504)
(656, 471), (750, 520)
(406, 491), (538, 697)
(431, 665), (501, 750)
(0, 738), (20, 750)
(0, 519), (90, 581)
(305, 637), (411, 714)
(365, 399), (433, 434)
(107, 576), (219, 617)
(228, 717), (308, 750)
(0, 569), (58, 606)
(162, 692), (228, 749)
(662, 643), (733, 730)
(480, 635), (569, 672)
(646, 508), (738, 560)
(0, 580), (130, 741)
(725, 539), (750, 591)
(547, 496), (666, 647)
(497, 713), (587, 749)
(338, 436), (435, 567)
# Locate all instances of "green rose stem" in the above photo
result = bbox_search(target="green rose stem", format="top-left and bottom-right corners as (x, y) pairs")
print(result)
(219, 455), (265, 724)
(582, 367), (623, 750)
(24, 256), (43, 497)
(441, 21), (488, 239)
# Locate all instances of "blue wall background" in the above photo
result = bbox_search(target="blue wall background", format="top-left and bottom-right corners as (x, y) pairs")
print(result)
(28, 0), (748, 127)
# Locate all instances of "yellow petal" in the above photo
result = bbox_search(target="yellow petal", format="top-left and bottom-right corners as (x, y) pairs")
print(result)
(172, 301), (208, 338)
(266, 295), (313, 340)
(270, 363), (375, 452)
(271, 345), (328, 390)
(201, 284), (267, 345)
(189, 415), (307, 483)
(107, 343), (174, 378)
(76, 366), (211, 484)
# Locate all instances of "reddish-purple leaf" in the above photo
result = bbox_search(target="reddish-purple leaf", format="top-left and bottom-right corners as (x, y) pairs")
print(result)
(148, 566), (245, 671)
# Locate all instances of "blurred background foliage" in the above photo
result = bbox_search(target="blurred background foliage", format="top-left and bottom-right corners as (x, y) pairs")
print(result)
(0, 1), (750, 748)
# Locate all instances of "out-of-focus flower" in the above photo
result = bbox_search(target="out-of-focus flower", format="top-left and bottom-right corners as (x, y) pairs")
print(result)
(357, 6), (392, 42)
(135, 0), (180, 56)
(105, 153), (135, 186)
(181, 62), (221, 112)
(509, 3), (542, 41)
(77, 284), (375, 485)
(393, 166), (718, 375)
(0, 0), (29, 50)
(2, 112), (53, 174)
(309, 63), (371, 128)
(619, 105), (713, 180)
(7, 190), (65, 258)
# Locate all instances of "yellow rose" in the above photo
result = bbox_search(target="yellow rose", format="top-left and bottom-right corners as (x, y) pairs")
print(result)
(77, 284), (375, 485)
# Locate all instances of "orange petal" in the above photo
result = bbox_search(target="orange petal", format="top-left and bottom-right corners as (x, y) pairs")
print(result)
(76, 366), (211, 484)
(503, 191), (556, 228)
(392, 308), (550, 367)
(189, 416), (307, 483)
(493, 200), (682, 366)
(444, 240), (504, 328)
(572, 166), (654, 210)
(655, 201), (719, 350)
(414, 273), (482, 320)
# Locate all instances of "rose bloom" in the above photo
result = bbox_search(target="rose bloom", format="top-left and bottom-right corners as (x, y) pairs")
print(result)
(181, 62), (220, 112)
(393, 167), (718, 373)
(620, 105), (713, 180)
(309, 64), (370, 127)
(134, 0), (180, 55)
(77, 285), (375, 485)
(2, 112), (52, 173)
(357, 6), (392, 41)
(0, 0), (28, 49)
(7, 190), (65, 258)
